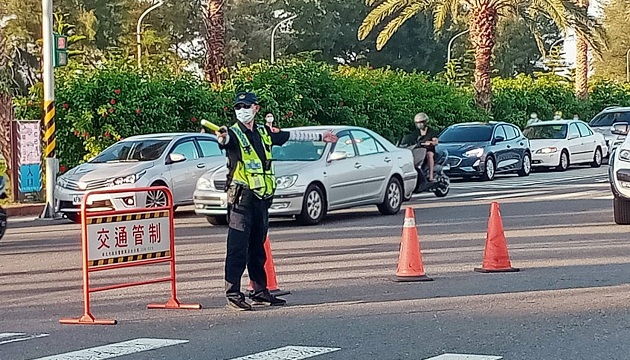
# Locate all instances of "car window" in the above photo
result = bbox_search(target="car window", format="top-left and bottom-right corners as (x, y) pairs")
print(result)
(198, 139), (222, 157)
(90, 140), (170, 163)
(350, 130), (381, 156)
(333, 132), (356, 158)
(273, 141), (326, 161)
(439, 125), (493, 143)
(494, 126), (506, 140)
(576, 122), (593, 137)
(589, 111), (630, 127)
(503, 125), (518, 140)
(568, 123), (580, 139)
(523, 124), (567, 139)
(171, 140), (199, 160)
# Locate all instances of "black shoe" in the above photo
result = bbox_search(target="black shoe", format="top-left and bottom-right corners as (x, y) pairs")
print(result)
(226, 292), (252, 311)
(249, 289), (286, 306)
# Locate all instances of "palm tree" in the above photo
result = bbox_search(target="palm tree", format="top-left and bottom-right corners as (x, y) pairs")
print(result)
(358, 0), (606, 111)
(204, 0), (226, 84)
(574, 0), (589, 99)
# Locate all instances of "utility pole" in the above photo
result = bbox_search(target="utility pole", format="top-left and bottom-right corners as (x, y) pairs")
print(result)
(447, 29), (469, 64)
(137, 1), (165, 69)
(40, 0), (58, 219)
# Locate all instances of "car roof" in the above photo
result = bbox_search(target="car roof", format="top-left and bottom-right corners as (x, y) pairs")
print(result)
(123, 132), (217, 141)
(450, 122), (502, 127)
(601, 106), (630, 113)
(527, 120), (589, 126)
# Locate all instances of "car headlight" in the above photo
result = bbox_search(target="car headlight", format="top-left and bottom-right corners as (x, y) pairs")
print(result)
(463, 148), (484, 158)
(56, 176), (66, 187)
(619, 149), (630, 162)
(110, 171), (145, 186)
(276, 175), (298, 190)
(536, 147), (558, 154)
(197, 177), (213, 190)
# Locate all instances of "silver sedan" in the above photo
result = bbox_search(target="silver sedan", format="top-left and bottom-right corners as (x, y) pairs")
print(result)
(194, 126), (417, 225)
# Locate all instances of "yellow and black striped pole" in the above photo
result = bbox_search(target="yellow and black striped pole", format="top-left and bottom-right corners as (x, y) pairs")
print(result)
(40, 0), (58, 219)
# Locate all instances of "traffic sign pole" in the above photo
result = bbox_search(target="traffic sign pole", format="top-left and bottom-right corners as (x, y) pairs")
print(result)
(40, 0), (58, 219)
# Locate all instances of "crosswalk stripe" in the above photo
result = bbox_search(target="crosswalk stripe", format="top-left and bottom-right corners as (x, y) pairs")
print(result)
(229, 346), (341, 360)
(0, 333), (49, 346)
(424, 354), (502, 360)
(32, 338), (188, 360)
(0, 333), (26, 340)
(476, 190), (553, 200)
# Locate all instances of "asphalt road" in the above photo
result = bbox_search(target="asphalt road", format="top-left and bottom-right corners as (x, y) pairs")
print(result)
(2, 165), (629, 360)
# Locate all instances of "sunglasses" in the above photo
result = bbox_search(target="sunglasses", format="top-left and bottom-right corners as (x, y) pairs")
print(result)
(234, 103), (253, 110)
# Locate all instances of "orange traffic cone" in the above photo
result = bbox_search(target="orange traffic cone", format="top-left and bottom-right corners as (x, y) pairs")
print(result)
(248, 237), (291, 296)
(393, 207), (433, 282)
(474, 202), (519, 273)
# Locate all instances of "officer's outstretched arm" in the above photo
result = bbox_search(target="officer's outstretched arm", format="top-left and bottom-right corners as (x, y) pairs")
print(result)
(288, 130), (337, 143)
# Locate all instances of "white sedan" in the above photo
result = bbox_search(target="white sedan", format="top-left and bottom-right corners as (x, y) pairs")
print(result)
(523, 120), (607, 171)
(193, 126), (417, 225)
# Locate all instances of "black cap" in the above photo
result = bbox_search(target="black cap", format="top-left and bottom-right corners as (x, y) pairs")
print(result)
(234, 92), (258, 106)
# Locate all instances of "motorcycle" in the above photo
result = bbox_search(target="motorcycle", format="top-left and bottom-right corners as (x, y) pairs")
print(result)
(398, 140), (451, 198)
(0, 174), (7, 241)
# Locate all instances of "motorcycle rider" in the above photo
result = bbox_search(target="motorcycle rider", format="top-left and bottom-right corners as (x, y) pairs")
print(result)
(406, 113), (439, 181)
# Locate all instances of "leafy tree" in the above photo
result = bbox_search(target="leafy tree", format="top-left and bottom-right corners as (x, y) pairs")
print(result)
(358, 0), (607, 112)
(592, 0), (630, 82)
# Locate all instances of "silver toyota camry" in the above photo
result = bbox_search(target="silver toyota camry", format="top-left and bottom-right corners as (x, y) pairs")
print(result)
(194, 126), (417, 225)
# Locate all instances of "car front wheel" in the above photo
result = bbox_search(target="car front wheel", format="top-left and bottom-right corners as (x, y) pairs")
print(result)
(613, 197), (630, 224)
(557, 150), (569, 171)
(65, 212), (82, 224)
(146, 187), (169, 208)
(297, 184), (326, 225)
(206, 215), (228, 226)
(518, 153), (531, 177)
(591, 147), (603, 168)
(482, 156), (496, 181)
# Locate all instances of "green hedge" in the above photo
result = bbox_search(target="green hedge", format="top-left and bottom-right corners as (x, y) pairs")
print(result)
(13, 58), (630, 170)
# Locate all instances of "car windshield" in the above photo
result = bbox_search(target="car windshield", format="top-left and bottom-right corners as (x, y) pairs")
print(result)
(439, 125), (493, 143)
(523, 124), (567, 139)
(272, 140), (327, 161)
(90, 139), (171, 163)
(589, 111), (630, 127)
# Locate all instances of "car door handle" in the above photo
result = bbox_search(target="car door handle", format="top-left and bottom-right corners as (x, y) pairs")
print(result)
(507, 145), (511, 148)
(384, 157), (391, 163)
(196, 163), (206, 169)
(520, 142), (524, 146)
(354, 162), (362, 169)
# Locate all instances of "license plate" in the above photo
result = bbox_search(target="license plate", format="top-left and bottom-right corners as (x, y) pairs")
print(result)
(72, 195), (83, 205)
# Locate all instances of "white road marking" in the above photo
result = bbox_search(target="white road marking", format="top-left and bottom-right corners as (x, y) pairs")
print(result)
(0, 333), (49, 346)
(0, 333), (26, 339)
(424, 354), (502, 360)
(32, 338), (188, 360)
(229, 346), (341, 360)
(530, 190), (605, 201)
(476, 190), (552, 200)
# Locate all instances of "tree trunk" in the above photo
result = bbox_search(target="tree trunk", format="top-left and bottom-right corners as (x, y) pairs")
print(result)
(575, 0), (589, 99)
(0, 26), (13, 195)
(204, 0), (225, 84)
(469, 3), (498, 112)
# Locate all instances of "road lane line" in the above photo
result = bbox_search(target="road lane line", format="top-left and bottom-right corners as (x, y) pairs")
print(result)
(229, 346), (341, 360)
(0, 334), (49, 346)
(476, 190), (552, 200)
(424, 354), (502, 360)
(31, 338), (188, 360)
(0, 333), (26, 340)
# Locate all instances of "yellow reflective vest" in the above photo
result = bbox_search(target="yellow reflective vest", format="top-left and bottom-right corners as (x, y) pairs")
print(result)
(230, 123), (276, 198)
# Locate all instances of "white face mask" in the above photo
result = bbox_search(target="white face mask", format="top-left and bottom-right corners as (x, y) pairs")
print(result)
(266, 116), (274, 124)
(235, 108), (255, 124)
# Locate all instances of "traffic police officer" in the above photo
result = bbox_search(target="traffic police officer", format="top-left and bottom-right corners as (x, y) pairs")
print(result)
(217, 91), (337, 311)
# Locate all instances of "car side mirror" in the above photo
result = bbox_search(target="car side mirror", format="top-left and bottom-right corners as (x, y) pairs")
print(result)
(166, 153), (186, 164)
(612, 122), (629, 136)
(493, 136), (505, 144)
(328, 151), (348, 162)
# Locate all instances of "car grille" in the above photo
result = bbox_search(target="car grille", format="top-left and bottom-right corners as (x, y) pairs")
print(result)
(213, 179), (227, 190)
(63, 179), (110, 191)
(447, 156), (462, 167)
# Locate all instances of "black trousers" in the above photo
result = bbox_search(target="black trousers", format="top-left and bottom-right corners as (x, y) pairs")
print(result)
(224, 188), (270, 295)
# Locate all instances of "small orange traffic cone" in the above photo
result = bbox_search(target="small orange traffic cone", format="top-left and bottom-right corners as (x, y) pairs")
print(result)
(248, 237), (291, 296)
(393, 207), (433, 282)
(474, 202), (519, 273)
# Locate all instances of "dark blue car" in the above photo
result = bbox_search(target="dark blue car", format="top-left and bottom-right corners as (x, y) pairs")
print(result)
(436, 122), (531, 181)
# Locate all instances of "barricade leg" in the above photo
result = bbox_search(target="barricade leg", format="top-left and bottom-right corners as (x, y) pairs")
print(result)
(147, 256), (201, 310)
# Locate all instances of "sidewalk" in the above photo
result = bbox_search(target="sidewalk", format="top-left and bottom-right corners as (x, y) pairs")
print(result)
(3, 203), (45, 217)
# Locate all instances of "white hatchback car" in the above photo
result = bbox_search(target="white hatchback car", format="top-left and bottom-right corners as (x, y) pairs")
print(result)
(523, 120), (607, 171)
(55, 133), (225, 223)
(193, 126), (417, 225)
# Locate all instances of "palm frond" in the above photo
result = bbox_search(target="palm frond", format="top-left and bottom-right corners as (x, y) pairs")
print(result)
(376, 1), (426, 50)
(529, 0), (571, 29)
(433, 0), (463, 32)
(358, 0), (412, 40)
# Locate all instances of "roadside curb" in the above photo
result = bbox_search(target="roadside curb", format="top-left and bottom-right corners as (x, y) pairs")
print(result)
(4, 203), (45, 217)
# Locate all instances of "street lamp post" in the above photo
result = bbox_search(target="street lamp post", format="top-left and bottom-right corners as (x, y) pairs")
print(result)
(271, 14), (298, 64)
(447, 29), (469, 64)
(626, 48), (630, 83)
(137, 1), (165, 68)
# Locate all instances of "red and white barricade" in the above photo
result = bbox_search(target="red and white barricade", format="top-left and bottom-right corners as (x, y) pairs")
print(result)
(60, 186), (201, 325)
